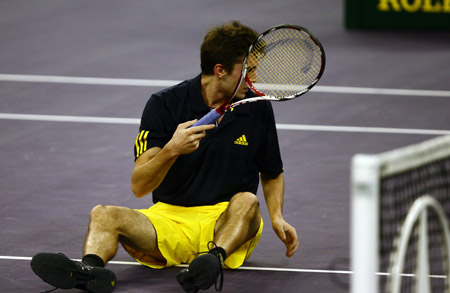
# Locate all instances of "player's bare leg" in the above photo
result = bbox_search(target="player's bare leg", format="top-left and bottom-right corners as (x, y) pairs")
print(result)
(177, 192), (261, 292)
(84, 205), (164, 264)
(31, 205), (163, 293)
(213, 192), (261, 255)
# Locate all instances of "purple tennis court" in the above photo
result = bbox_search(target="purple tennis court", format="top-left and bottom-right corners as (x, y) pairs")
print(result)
(1, 1), (449, 292)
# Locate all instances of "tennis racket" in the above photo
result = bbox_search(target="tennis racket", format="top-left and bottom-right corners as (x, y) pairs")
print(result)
(192, 24), (325, 127)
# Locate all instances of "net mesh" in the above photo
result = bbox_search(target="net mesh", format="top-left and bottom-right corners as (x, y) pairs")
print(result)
(247, 27), (324, 98)
(379, 148), (450, 292)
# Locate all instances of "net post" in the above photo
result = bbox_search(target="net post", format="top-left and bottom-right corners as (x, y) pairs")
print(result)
(416, 209), (431, 293)
(351, 154), (380, 293)
(388, 195), (450, 293)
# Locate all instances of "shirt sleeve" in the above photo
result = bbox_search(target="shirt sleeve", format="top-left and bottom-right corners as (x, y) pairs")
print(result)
(134, 94), (170, 160)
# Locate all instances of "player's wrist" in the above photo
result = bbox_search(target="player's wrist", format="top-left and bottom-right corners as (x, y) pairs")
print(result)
(163, 141), (181, 157)
(270, 214), (284, 225)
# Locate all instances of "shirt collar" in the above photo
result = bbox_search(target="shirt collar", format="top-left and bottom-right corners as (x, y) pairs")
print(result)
(190, 73), (251, 116)
(190, 74), (209, 113)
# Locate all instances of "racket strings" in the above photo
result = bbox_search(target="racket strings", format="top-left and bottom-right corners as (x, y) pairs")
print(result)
(248, 28), (323, 98)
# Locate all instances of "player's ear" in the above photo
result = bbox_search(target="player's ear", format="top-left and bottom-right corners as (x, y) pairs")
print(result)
(213, 64), (227, 79)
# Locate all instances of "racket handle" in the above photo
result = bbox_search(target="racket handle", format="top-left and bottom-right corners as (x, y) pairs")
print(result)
(192, 108), (222, 127)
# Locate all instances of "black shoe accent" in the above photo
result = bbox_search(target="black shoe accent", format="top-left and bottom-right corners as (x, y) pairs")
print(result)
(31, 253), (116, 293)
(176, 243), (224, 292)
(176, 268), (200, 293)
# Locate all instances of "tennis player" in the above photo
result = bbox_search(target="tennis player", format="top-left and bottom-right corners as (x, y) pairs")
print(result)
(31, 20), (298, 293)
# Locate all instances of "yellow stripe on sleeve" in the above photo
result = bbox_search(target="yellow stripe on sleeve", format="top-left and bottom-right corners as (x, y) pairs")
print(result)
(135, 131), (142, 157)
(142, 131), (149, 155)
(135, 130), (151, 158)
(135, 131), (145, 158)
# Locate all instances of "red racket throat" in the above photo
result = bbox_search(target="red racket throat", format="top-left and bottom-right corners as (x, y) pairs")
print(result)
(245, 75), (264, 97)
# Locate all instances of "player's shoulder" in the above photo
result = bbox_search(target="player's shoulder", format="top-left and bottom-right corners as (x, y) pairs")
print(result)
(150, 78), (192, 103)
(246, 95), (274, 115)
(143, 75), (199, 112)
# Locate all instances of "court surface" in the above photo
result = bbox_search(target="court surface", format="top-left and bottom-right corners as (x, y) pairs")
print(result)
(1, 1), (449, 292)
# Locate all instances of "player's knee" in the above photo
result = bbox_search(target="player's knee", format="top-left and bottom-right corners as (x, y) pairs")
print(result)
(243, 192), (259, 208)
(90, 204), (115, 223)
(233, 192), (260, 215)
(236, 192), (261, 231)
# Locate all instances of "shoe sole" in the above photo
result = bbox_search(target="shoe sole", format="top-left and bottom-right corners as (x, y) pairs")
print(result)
(176, 269), (199, 293)
(31, 253), (116, 293)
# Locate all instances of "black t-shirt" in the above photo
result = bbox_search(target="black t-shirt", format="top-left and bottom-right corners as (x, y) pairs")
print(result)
(134, 74), (283, 206)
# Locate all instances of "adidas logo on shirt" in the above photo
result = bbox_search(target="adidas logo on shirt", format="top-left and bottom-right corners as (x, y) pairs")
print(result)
(234, 135), (248, 146)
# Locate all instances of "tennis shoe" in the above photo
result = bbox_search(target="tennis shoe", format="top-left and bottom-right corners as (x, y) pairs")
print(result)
(31, 252), (116, 293)
(176, 252), (223, 292)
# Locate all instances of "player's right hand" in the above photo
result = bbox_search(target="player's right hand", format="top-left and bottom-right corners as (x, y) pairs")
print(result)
(167, 120), (215, 155)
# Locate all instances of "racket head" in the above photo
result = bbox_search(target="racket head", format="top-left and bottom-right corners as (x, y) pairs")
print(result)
(243, 24), (326, 101)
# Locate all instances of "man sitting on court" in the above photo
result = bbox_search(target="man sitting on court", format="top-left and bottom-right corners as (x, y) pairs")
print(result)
(31, 20), (299, 293)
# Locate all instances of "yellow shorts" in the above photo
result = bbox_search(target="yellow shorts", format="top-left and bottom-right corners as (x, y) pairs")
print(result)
(134, 202), (263, 269)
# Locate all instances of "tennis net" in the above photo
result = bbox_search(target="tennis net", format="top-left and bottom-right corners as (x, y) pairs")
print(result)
(351, 135), (450, 293)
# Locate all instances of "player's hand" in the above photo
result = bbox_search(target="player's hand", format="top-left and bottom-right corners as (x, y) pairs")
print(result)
(272, 217), (299, 257)
(167, 120), (215, 155)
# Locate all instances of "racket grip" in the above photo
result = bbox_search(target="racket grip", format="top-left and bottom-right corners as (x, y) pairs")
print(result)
(192, 108), (222, 127)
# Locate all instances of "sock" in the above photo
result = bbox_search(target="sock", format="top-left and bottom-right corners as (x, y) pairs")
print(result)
(82, 254), (105, 268)
(208, 247), (227, 265)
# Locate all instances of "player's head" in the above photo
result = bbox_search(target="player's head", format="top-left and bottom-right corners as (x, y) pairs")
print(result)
(200, 21), (258, 76)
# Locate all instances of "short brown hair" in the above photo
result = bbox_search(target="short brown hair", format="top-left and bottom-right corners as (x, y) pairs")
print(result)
(200, 21), (258, 75)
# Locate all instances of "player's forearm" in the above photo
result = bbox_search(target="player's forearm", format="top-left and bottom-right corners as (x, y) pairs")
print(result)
(261, 173), (285, 222)
(131, 144), (179, 197)
(131, 121), (214, 197)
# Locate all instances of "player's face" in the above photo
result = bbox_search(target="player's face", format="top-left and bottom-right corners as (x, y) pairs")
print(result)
(225, 62), (247, 99)
(246, 54), (259, 84)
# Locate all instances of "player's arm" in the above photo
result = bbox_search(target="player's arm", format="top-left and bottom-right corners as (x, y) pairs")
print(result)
(131, 120), (215, 197)
(260, 172), (299, 257)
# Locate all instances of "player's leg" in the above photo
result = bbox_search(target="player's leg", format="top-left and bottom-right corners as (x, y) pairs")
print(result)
(31, 205), (162, 293)
(213, 191), (262, 255)
(177, 192), (261, 292)
(84, 204), (164, 264)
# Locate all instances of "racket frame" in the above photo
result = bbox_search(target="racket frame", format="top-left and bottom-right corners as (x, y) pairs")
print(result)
(193, 24), (326, 126)
(226, 24), (325, 111)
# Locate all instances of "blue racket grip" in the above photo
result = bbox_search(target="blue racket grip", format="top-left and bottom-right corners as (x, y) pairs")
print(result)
(192, 108), (222, 127)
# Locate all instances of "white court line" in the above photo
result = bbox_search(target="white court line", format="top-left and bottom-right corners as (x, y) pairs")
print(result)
(1, 74), (450, 97)
(0, 74), (178, 88)
(0, 113), (140, 124)
(1, 256), (446, 279)
(275, 123), (450, 136)
(0, 255), (348, 275)
(1, 113), (449, 135)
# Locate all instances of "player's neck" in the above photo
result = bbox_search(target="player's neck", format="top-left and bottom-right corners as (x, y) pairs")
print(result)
(201, 74), (228, 108)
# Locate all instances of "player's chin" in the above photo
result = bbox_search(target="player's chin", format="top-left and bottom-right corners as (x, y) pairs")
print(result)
(236, 90), (248, 99)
